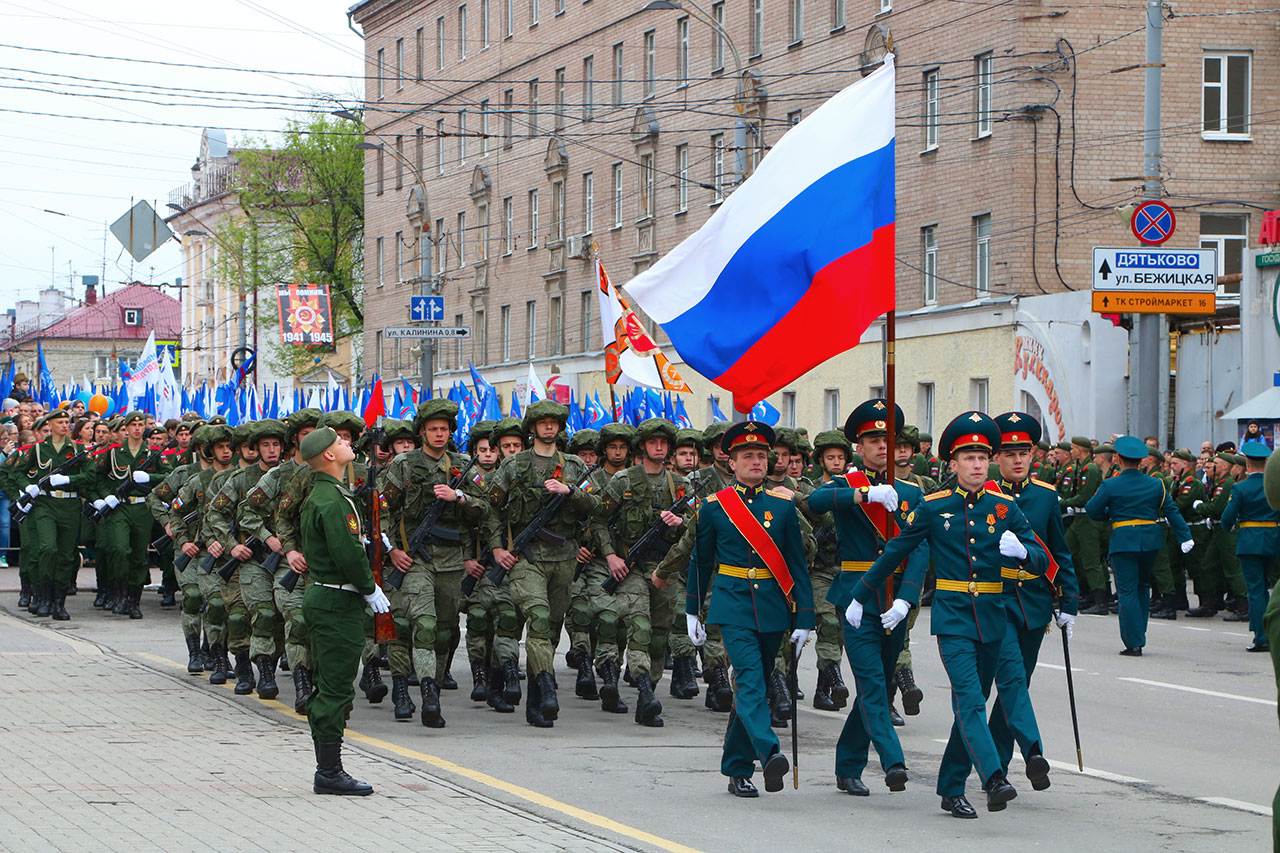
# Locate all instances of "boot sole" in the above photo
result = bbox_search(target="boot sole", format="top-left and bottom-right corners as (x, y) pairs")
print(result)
(987, 786), (1017, 811)
(365, 684), (388, 704)
(885, 767), (909, 792)
(762, 754), (789, 793)
(314, 784), (374, 796)
(901, 687), (923, 716)
(258, 686), (280, 700)
(1026, 755), (1051, 791)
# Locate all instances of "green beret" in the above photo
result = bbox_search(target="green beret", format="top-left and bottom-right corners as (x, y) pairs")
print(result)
(413, 399), (459, 433)
(1071, 436), (1093, 450)
(1215, 450), (1236, 464)
(205, 415), (227, 427)
(1094, 444), (1116, 455)
(181, 412), (203, 422)
(300, 426), (338, 461)
(1036, 440), (1051, 451)
(567, 428), (599, 454)
(1056, 441), (1072, 452)
(33, 413), (50, 430)
(288, 408), (322, 438)
(1172, 448), (1195, 464)
(120, 410), (147, 427)
(318, 410), (365, 437)
(1232, 454), (1247, 466)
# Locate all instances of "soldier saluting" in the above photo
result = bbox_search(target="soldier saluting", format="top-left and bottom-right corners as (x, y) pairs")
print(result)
(686, 421), (813, 798)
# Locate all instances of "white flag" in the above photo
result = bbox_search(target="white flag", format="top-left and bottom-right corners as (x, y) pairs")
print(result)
(156, 348), (182, 421)
(596, 259), (690, 392)
(126, 331), (158, 402)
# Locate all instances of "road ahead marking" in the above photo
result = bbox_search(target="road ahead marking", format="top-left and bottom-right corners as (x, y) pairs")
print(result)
(134, 651), (699, 853)
(1197, 797), (1273, 817)
(1117, 677), (1277, 707)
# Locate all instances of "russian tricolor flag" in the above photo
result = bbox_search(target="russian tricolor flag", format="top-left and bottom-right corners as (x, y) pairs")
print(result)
(625, 56), (896, 412)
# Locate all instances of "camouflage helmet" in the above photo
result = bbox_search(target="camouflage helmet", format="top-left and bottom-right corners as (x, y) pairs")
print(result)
(812, 429), (853, 458)
(701, 420), (731, 451)
(635, 417), (677, 446)
(318, 409), (365, 438)
(773, 427), (801, 453)
(230, 423), (256, 448)
(413, 399), (459, 433)
(597, 422), (637, 453)
(674, 428), (704, 451)
(794, 427), (812, 456)
(899, 424), (922, 454)
(567, 428), (600, 454)
(200, 424), (233, 457)
(522, 400), (568, 434)
(380, 418), (420, 450)
(287, 408), (322, 440)
(491, 417), (526, 443)
(187, 425), (209, 452)
(468, 419), (498, 452)
(251, 418), (288, 446)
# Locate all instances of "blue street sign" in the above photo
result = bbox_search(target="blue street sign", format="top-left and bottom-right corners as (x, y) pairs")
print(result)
(409, 294), (445, 322)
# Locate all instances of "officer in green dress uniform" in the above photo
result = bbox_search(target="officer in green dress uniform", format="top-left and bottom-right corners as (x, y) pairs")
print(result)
(1219, 441), (1277, 652)
(686, 421), (813, 798)
(1085, 436), (1193, 655)
(808, 399), (926, 797)
(850, 412), (1048, 818)
(1189, 451), (1239, 617)
(298, 426), (390, 796)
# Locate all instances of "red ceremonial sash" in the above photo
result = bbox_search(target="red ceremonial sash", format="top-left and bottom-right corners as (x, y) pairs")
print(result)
(985, 480), (1060, 584)
(845, 471), (898, 541)
(715, 486), (795, 604)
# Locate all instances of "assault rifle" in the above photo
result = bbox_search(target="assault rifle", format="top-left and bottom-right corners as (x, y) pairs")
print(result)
(12, 447), (91, 524)
(386, 456), (478, 591)
(601, 491), (693, 594)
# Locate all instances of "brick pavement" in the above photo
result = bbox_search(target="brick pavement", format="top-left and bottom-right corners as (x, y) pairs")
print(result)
(0, 608), (622, 853)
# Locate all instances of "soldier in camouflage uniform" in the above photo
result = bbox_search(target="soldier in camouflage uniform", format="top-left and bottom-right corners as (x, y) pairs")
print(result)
(665, 428), (705, 700)
(804, 429), (854, 712)
(652, 419), (735, 713)
(486, 400), (601, 729)
(148, 424), (207, 672)
(381, 400), (491, 728)
(563, 428), (603, 700)
(1062, 438), (1107, 613)
(206, 419), (288, 699)
(594, 419), (692, 727)
(173, 424), (236, 684)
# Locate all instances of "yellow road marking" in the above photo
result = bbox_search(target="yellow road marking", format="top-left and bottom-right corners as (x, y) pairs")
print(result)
(132, 650), (699, 853)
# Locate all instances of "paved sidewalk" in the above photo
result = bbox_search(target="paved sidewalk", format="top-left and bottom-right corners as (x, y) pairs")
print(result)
(0, 609), (621, 853)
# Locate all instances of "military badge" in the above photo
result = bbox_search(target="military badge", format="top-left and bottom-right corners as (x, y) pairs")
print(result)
(986, 513), (996, 525)
(995, 503), (1008, 520)
(345, 513), (359, 534)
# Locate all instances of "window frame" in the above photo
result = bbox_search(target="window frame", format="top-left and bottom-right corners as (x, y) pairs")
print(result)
(676, 143), (689, 213)
(973, 213), (992, 296)
(502, 196), (514, 254)
(611, 162), (624, 228)
(1202, 52), (1252, 140)
(643, 30), (657, 100)
(458, 3), (468, 59)
(974, 52), (993, 138)
(1199, 212), (1249, 295)
(528, 189), (540, 248)
(582, 170), (595, 234)
(436, 16), (446, 71)
(923, 67), (940, 151)
(922, 224), (938, 305)
(583, 55), (595, 121)
(612, 43), (624, 107)
(711, 2), (726, 71)
(677, 18), (689, 87)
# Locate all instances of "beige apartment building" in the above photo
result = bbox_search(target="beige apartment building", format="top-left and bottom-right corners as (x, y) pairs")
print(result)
(351, 0), (1277, 439)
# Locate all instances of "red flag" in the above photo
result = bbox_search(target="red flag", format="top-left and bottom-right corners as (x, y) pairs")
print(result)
(362, 377), (385, 428)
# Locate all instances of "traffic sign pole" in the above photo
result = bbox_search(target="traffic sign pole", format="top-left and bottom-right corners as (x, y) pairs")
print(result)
(1131, 0), (1165, 444)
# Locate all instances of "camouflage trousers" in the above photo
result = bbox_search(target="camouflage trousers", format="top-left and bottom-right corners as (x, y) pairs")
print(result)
(463, 573), (520, 667)
(894, 602), (922, 672)
(239, 561), (283, 660)
(387, 559), (462, 683)
(219, 569), (250, 656)
(615, 568), (672, 683)
(273, 566), (310, 670)
(194, 559), (226, 647)
(509, 555), (576, 677)
(175, 553), (204, 643)
(567, 560), (621, 667)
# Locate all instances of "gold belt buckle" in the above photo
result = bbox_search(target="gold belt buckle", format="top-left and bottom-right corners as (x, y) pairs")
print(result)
(747, 567), (759, 580)
(967, 581), (978, 596)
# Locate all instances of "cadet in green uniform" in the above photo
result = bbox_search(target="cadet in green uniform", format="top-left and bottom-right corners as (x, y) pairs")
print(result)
(380, 400), (489, 728)
(1086, 436), (1193, 655)
(1153, 450), (1205, 618)
(686, 421), (813, 798)
(1063, 437), (1107, 614)
(91, 410), (160, 619)
(595, 418), (693, 727)
(1219, 441), (1277, 652)
(800, 428), (852, 712)
(298, 426), (389, 797)
(18, 410), (91, 620)
(852, 412), (1048, 818)
(486, 401), (600, 728)
(1189, 452), (1238, 617)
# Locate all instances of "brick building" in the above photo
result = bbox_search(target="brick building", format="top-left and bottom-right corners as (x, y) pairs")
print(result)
(351, 0), (1277, 439)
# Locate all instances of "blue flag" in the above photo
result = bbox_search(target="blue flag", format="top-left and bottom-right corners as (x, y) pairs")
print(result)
(509, 392), (522, 418)
(750, 398), (781, 426)
(709, 396), (729, 423)
(36, 341), (54, 404)
(673, 397), (693, 429)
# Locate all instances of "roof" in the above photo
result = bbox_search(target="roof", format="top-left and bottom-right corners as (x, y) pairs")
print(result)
(12, 282), (180, 344)
(1220, 386), (1280, 421)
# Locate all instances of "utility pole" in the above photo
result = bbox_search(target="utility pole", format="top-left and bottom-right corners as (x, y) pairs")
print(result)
(1130, 0), (1163, 439)
(418, 222), (435, 399)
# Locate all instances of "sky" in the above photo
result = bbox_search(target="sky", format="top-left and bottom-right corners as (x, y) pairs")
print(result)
(0, 0), (365, 314)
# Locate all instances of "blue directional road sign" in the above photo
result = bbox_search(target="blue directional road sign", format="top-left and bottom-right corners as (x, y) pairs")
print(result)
(409, 294), (445, 322)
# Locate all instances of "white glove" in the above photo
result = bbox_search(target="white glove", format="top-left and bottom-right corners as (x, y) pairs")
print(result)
(999, 530), (1028, 560)
(24, 484), (39, 498)
(880, 599), (911, 631)
(845, 598), (863, 629)
(1180, 539), (1194, 554)
(48, 474), (70, 488)
(104, 495), (120, 509)
(686, 614), (706, 647)
(790, 628), (811, 649)
(1055, 611), (1076, 640)
(867, 484), (899, 512)
(1192, 500), (1204, 511)
(92, 499), (106, 512)
(132, 470), (150, 484)
(364, 586), (391, 614)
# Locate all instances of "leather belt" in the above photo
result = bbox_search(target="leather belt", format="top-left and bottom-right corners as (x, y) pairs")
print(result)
(1000, 567), (1040, 581)
(718, 564), (773, 581)
(1112, 519), (1156, 528)
(838, 560), (903, 574)
(936, 579), (1003, 596)
(48, 490), (78, 499)
(314, 582), (359, 593)
(1239, 521), (1279, 528)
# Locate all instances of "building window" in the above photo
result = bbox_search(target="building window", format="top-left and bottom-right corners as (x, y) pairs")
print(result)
(582, 171), (594, 234)
(375, 236), (385, 287)
(922, 225), (937, 304)
(583, 55), (595, 121)
(639, 153), (655, 219)
(436, 16), (446, 70)
(970, 378), (989, 412)
(528, 189), (540, 247)
(480, 0), (490, 47)
(376, 146), (385, 194)
(554, 67), (566, 130)
(505, 0), (514, 37)
(500, 304), (511, 361)
(531, 0), (539, 25)
(917, 382), (934, 433)
(923, 68), (939, 150)
(831, 0), (845, 29)
(436, 118), (446, 174)
(526, 300), (537, 359)
(880, 0), (891, 12)
(1200, 212), (1248, 295)
(789, 0), (803, 44)
(457, 211), (467, 266)
(458, 4), (468, 59)
(823, 389), (840, 429)
(643, 30), (656, 99)
(579, 290), (593, 350)
(376, 47), (385, 99)
(975, 52), (993, 138)
(711, 133), (725, 203)
(711, 2), (725, 70)
(782, 391), (797, 427)
(415, 125), (424, 174)
(787, 109), (802, 126)
(676, 143), (689, 212)
(503, 89), (514, 147)
(478, 202), (490, 259)
(122, 307), (143, 327)
(676, 18), (689, 87)
(480, 99), (490, 156)
(612, 162), (623, 227)
(394, 230), (404, 281)
(528, 78), (539, 136)
(395, 135), (404, 190)
(973, 213), (991, 295)
(415, 27), (424, 80)
(552, 179), (565, 242)
(549, 295), (564, 355)
(502, 196), (514, 253)
(1203, 53), (1251, 138)
(458, 109), (467, 163)
(395, 38), (405, 89)
(612, 43), (624, 107)
(750, 0), (763, 57)
(474, 308), (487, 364)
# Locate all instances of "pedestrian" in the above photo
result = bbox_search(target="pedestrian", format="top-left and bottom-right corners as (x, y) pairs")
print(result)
(1219, 441), (1277, 653)
(0, 420), (18, 568)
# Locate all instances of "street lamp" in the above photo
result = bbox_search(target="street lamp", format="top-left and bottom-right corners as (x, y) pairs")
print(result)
(642, 0), (745, 113)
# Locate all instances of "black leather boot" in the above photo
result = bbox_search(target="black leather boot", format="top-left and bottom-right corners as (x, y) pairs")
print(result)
(50, 591), (70, 621)
(768, 670), (791, 728)
(208, 644), (230, 685)
(707, 665), (733, 712)
(313, 741), (373, 796)
(984, 771), (1018, 811)
(185, 633), (203, 674)
(101, 583), (118, 613)
(159, 585), (177, 608)
(487, 666), (514, 713)
(392, 675), (415, 720)
(126, 586), (143, 620)
(420, 679), (445, 728)
(1081, 588), (1109, 616)
(634, 674), (664, 727)
(501, 659), (522, 706)
(895, 666), (923, 716)
(827, 663), (849, 709)
(535, 671), (559, 721)
(597, 659), (628, 714)
(233, 651), (256, 695)
(574, 653), (598, 700)
(255, 655), (279, 700)
(293, 660), (312, 712)
(112, 584), (130, 615)
(27, 582), (42, 615)
(35, 582), (52, 618)
(440, 632), (460, 690)
(469, 659), (489, 703)
(89, 584), (103, 609)
(361, 661), (388, 704)
(525, 672), (553, 728)
(812, 665), (838, 711)
(670, 656), (699, 699)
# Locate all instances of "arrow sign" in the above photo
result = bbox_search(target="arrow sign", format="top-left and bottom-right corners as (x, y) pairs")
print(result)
(1102, 295), (1110, 308)
(410, 295), (445, 323)
(1098, 259), (1111, 281)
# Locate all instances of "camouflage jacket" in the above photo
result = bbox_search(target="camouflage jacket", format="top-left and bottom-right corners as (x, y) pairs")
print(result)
(275, 460), (368, 555)
(593, 464), (693, 566)
(147, 461), (199, 528)
(486, 449), (600, 561)
(380, 448), (490, 571)
(205, 463), (272, 552)
(238, 457), (299, 543)
(172, 466), (229, 549)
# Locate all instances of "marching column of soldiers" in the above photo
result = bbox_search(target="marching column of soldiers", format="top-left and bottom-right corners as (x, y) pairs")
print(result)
(3, 395), (1277, 803)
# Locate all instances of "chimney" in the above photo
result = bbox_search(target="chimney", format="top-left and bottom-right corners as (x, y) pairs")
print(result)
(82, 274), (99, 306)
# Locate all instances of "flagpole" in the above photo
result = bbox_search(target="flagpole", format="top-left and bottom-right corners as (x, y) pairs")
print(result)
(608, 386), (618, 424)
(884, 309), (895, 491)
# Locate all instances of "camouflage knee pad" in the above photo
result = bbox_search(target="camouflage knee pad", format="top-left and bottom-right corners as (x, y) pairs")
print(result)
(525, 604), (552, 640)
(597, 610), (619, 642)
(226, 609), (250, 639)
(466, 605), (491, 636)
(630, 615), (652, 650)
(411, 615), (438, 650)
(495, 605), (520, 636)
(181, 586), (204, 616)
(251, 604), (279, 638)
(290, 610), (309, 645)
(205, 596), (226, 624)
(393, 614), (411, 643)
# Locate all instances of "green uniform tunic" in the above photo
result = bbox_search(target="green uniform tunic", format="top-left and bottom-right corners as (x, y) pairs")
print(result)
(18, 438), (91, 593)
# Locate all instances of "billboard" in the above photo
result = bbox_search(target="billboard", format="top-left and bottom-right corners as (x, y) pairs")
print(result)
(276, 283), (335, 348)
